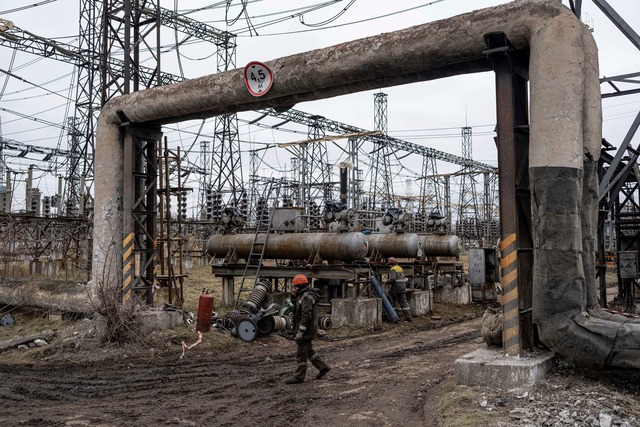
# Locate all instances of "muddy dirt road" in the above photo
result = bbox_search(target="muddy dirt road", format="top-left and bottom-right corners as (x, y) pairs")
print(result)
(3, 308), (640, 427)
(2, 315), (483, 427)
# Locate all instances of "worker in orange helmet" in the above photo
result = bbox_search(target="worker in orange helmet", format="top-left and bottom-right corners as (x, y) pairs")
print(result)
(386, 257), (412, 322)
(285, 274), (331, 384)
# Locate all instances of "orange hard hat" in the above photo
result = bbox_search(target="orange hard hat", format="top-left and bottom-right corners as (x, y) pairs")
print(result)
(388, 257), (397, 264)
(292, 274), (309, 286)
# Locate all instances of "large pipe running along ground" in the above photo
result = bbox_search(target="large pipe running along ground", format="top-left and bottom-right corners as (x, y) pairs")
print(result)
(94, 0), (640, 369)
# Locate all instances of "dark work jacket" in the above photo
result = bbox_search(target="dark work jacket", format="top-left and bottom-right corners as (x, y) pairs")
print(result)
(387, 265), (407, 294)
(292, 288), (320, 340)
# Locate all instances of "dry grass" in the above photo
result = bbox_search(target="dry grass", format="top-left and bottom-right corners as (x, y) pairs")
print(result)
(0, 308), (72, 341)
(438, 383), (502, 427)
(178, 264), (265, 313)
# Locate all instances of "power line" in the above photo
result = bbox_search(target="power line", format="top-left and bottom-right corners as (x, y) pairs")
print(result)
(0, 106), (67, 129)
(0, 0), (58, 14)
(234, 0), (446, 37)
(0, 67), (71, 101)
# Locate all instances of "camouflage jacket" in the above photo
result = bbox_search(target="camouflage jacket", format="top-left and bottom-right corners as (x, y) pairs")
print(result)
(292, 288), (319, 340)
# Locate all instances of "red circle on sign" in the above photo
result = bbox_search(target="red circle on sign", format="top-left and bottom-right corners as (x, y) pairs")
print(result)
(244, 61), (273, 97)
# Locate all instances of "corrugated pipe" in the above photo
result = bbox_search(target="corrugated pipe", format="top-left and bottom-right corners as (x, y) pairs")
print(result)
(242, 280), (272, 313)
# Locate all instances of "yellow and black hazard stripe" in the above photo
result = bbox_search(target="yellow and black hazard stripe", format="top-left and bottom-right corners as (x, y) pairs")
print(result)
(500, 233), (520, 356)
(122, 232), (134, 304)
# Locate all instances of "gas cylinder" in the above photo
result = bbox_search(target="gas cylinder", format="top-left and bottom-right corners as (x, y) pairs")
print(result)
(196, 289), (214, 332)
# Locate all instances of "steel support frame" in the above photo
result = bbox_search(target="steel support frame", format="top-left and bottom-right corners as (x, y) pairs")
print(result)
(486, 33), (534, 355)
(122, 125), (160, 304)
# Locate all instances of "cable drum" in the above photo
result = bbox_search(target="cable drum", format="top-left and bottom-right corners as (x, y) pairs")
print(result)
(317, 316), (332, 330)
(272, 315), (289, 331)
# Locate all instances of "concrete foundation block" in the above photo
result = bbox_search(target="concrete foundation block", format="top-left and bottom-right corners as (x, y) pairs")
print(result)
(433, 284), (472, 304)
(407, 290), (432, 315)
(331, 298), (381, 328)
(95, 309), (185, 338)
(455, 348), (555, 389)
(138, 309), (184, 336)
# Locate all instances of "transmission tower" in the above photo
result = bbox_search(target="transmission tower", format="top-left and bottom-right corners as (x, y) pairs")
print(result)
(370, 93), (394, 211)
(457, 126), (480, 246)
(305, 118), (331, 228)
(74, 0), (164, 216)
(348, 136), (364, 211)
(418, 154), (441, 230)
(210, 35), (244, 211)
(65, 117), (85, 216)
(197, 140), (210, 220)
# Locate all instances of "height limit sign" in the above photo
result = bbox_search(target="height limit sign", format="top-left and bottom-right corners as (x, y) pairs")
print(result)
(244, 61), (273, 97)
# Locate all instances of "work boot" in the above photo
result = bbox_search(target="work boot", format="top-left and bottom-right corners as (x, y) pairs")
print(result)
(316, 367), (331, 380)
(285, 376), (304, 384)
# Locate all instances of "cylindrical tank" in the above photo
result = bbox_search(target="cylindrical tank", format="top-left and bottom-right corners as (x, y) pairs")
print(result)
(419, 234), (460, 257)
(365, 233), (421, 258)
(207, 232), (368, 262)
(196, 292), (214, 332)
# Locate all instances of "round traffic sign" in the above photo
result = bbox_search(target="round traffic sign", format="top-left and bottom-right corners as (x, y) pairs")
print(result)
(244, 61), (273, 97)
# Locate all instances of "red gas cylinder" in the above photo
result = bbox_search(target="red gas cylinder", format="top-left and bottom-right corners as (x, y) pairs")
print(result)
(196, 290), (214, 332)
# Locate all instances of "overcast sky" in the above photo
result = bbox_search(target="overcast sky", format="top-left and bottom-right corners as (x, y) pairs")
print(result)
(1, 0), (639, 210)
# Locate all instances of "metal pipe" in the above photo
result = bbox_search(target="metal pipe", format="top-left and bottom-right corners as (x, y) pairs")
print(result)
(366, 233), (421, 259)
(419, 234), (460, 257)
(207, 232), (368, 262)
(370, 275), (398, 324)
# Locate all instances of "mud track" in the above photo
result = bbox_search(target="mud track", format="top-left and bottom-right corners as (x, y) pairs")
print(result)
(2, 317), (482, 426)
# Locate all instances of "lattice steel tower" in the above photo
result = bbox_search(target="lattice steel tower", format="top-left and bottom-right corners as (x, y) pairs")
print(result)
(210, 35), (244, 210)
(75, 0), (165, 215)
(305, 117), (331, 228)
(457, 126), (480, 244)
(370, 92), (394, 210)
(418, 154), (441, 229)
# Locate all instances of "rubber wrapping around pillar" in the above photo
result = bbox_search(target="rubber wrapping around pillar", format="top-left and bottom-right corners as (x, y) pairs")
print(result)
(370, 276), (399, 323)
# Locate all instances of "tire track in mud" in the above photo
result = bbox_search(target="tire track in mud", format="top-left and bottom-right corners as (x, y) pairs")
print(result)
(381, 329), (481, 358)
(4, 316), (484, 426)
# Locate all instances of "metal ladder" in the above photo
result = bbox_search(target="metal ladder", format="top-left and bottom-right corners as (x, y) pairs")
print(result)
(234, 179), (280, 309)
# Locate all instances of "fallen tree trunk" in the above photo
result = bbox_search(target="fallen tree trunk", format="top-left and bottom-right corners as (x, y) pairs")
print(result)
(0, 279), (94, 314)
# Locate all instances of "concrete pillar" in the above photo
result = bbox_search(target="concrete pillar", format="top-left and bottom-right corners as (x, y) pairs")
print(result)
(407, 290), (432, 315)
(221, 276), (235, 307)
